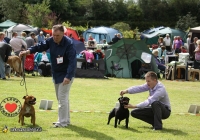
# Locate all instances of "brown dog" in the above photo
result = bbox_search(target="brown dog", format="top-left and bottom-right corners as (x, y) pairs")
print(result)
(18, 95), (36, 126)
(6, 55), (23, 76)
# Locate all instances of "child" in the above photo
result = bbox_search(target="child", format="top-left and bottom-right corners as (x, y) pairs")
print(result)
(181, 46), (187, 53)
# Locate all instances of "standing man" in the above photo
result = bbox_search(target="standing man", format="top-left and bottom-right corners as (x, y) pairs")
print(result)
(0, 42), (12, 80)
(10, 32), (27, 56)
(189, 37), (198, 61)
(120, 71), (171, 130)
(19, 25), (77, 128)
(163, 34), (171, 52)
(36, 31), (45, 44)
(186, 34), (191, 51)
(26, 32), (36, 48)
(174, 36), (182, 54)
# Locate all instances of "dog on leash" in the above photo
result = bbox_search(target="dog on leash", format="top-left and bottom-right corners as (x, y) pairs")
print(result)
(6, 55), (23, 76)
(18, 95), (36, 126)
(107, 97), (130, 128)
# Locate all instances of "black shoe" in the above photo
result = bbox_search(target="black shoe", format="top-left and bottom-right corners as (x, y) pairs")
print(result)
(153, 127), (162, 131)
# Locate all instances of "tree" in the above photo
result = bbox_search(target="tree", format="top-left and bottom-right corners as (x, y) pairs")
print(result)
(111, 22), (131, 32)
(127, 3), (143, 21)
(0, 0), (24, 22)
(176, 12), (198, 31)
(25, 0), (51, 27)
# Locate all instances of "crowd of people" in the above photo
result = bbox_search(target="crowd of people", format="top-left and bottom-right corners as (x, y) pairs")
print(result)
(0, 31), (52, 79)
(149, 33), (200, 78)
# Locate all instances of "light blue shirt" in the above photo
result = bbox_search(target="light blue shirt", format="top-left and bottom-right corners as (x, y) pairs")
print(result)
(127, 81), (171, 110)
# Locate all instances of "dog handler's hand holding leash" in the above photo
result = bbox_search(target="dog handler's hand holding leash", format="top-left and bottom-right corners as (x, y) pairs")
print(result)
(19, 50), (31, 96)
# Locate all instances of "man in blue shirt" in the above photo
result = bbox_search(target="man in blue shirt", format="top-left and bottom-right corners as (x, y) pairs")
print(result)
(20, 25), (77, 128)
(120, 71), (171, 130)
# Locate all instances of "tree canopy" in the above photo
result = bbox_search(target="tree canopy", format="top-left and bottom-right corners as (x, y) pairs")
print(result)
(0, 0), (199, 31)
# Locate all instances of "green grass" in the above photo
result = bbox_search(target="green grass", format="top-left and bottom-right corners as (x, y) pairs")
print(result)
(0, 75), (200, 140)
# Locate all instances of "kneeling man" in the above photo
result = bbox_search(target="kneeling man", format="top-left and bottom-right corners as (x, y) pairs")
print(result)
(120, 71), (171, 130)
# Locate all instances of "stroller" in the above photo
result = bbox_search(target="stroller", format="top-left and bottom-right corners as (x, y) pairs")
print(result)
(24, 54), (38, 76)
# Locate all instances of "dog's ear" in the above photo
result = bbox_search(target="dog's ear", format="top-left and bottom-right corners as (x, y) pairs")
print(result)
(23, 96), (26, 99)
(118, 97), (122, 101)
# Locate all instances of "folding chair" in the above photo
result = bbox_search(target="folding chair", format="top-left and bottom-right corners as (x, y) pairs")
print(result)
(110, 61), (123, 77)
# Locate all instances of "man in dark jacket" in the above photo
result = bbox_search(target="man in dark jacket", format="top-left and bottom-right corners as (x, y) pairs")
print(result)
(19, 24), (76, 128)
(0, 42), (12, 79)
(189, 37), (198, 61)
(112, 34), (120, 44)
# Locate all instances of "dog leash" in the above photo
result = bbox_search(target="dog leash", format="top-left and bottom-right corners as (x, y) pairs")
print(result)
(20, 56), (28, 96)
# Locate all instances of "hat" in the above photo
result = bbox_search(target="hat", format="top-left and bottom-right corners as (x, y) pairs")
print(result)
(40, 31), (43, 34)
(166, 34), (169, 36)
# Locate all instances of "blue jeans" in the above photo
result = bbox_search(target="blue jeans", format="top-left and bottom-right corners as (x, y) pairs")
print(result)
(0, 56), (5, 78)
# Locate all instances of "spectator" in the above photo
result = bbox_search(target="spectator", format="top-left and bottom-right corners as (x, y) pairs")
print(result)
(163, 34), (171, 52)
(186, 34), (191, 50)
(194, 40), (200, 68)
(37, 31), (45, 44)
(0, 32), (5, 42)
(112, 34), (119, 44)
(174, 36), (182, 54)
(181, 46), (187, 53)
(157, 37), (165, 48)
(189, 37), (198, 61)
(0, 42), (12, 80)
(10, 32), (27, 56)
(158, 46), (166, 64)
(88, 34), (94, 41)
(35, 51), (51, 77)
(45, 34), (51, 40)
(20, 32), (27, 41)
(26, 32), (36, 48)
(117, 33), (122, 39)
(78, 35), (85, 43)
(172, 36), (177, 52)
(152, 49), (166, 72)
(3, 31), (10, 43)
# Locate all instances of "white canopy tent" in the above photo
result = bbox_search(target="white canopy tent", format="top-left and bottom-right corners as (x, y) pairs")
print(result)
(6, 24), (33, 38)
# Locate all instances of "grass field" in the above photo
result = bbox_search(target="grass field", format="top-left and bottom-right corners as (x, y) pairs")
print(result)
(0, 75), (200, 140)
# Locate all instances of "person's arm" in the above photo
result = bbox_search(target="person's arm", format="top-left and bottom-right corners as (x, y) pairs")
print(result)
(19, 40), (49, 58)
(65, 42), (77, 80)
(120, 83), (149, 96)
(136, 87), (166, 108)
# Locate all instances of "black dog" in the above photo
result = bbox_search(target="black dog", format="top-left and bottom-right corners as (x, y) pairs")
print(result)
(107, 97), (130, 128)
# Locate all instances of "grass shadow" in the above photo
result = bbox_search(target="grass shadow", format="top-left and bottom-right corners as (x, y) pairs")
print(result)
(117, 125), (141, 133)
(161, 128), (188, 136)
(140, 126), (188, 135)
(66, 125), (115, 140)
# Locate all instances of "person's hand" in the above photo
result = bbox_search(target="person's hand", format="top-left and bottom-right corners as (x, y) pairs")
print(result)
(62, 78), (70, 85)
(19, 50), (29, 58)
(120, 90), (128, 96)
(124, 104), (136, 109)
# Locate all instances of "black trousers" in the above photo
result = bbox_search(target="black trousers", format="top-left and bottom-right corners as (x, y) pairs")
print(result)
(175, 48), (181, 53)
(131, 101), (171, 129)
(38, 61), (51, 76)
(165, 46), (171, 52)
